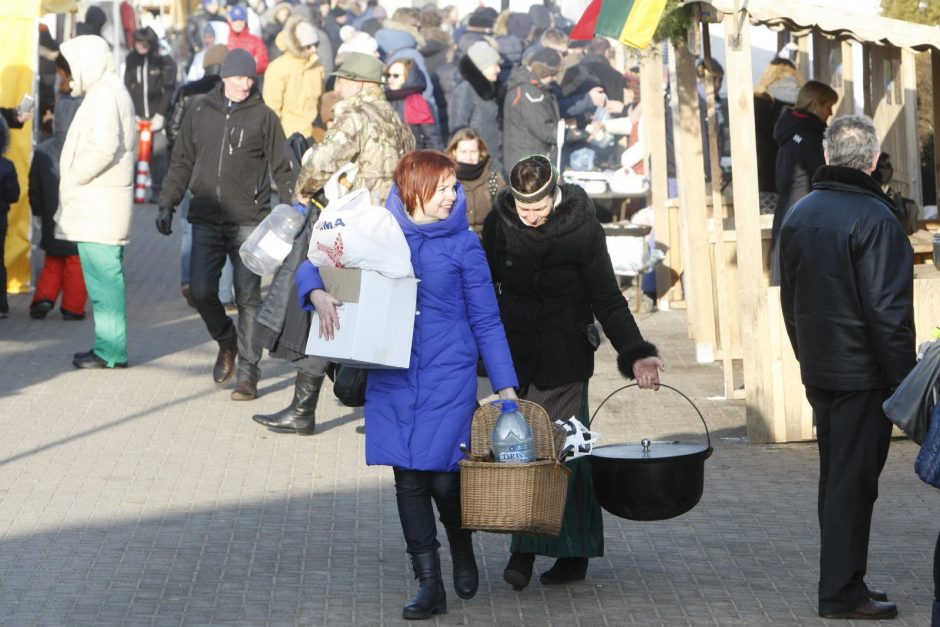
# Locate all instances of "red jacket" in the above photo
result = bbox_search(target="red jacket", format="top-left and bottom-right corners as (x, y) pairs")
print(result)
(228, 29), (269, 75)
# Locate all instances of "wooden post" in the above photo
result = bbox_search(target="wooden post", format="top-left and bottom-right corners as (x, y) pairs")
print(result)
(900, 49), (923, 206)
(641, 46), (670, 303)
(702, 22), (735, 397)
(673, 39), (716, 358)
(723, 12), (778, 442)
(933, 50), (940, 207)
(862, 44), (873, 116)
(837, 41), (855, 117)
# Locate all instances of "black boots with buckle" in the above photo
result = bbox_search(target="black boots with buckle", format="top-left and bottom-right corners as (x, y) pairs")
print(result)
(402, 550), (447, 620)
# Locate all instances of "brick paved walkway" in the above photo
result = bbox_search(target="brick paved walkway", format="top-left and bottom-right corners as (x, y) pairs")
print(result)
(0, 205), (935, 625)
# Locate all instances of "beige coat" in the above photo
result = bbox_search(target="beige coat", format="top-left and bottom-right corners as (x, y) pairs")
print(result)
(56, 35), (137, 245)
(262, 17), (325, 139)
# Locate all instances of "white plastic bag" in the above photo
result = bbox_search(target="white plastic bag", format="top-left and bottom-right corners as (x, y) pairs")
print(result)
(308, 164), (414, 278)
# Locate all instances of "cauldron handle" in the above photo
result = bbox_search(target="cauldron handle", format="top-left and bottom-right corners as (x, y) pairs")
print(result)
(589, 383), (711, 449)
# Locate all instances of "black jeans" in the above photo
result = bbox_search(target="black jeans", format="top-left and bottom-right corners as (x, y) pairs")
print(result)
(0, 209), (7, 313)
(393, 468), (461, 555)
(190, 222), (262, 381)
(807, 386), (892, 615)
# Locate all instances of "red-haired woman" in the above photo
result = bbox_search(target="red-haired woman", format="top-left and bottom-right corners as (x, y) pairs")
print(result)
(295, 149), (518, 620)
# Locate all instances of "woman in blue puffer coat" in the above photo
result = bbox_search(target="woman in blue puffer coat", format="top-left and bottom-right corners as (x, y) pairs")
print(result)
(296, 150), (518, 620)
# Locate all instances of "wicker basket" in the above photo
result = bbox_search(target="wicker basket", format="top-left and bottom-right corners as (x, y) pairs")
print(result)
(459, 399), (571, 537)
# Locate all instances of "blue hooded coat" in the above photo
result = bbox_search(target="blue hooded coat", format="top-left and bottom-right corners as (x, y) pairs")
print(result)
(367, 183), (518, 471)
(295, 184), (518, 471)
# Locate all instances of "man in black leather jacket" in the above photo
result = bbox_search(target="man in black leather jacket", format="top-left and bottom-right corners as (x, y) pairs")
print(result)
(780, 114), (915, 621)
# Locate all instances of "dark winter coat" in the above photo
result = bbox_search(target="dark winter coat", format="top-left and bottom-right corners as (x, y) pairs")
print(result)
(779, 165), (915, 392)
(124, 45), (177, 120)
(165, 73), (221, 149)
(771, 107), (826, 248)
(502, 64), (559, 172)
(482, 184), (658, 389)
(0, 157), (19, 215)
(386, 69), (443, 151)
(449, 55), (504, 175)
(456, 158), (505, 232)
(28, 97), (81, 257)
(753, 93), (789, 193)
(159, 84), (294, 226)
(255, 207), (314, 358)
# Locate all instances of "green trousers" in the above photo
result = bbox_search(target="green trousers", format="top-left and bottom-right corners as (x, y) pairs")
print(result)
(77, 242), (127, 366)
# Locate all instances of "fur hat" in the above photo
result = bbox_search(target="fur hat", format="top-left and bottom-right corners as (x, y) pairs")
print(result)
(528, 47), (562, 79)
(220, 48), (256, 78)
(466, 41), (500, 72)
(203, 43), (229, 70)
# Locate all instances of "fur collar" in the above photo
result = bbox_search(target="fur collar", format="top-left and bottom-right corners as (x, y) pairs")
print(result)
(812, 165), (893, 206)
(458, 54), (497, 101)
(494, 183), (593, 240)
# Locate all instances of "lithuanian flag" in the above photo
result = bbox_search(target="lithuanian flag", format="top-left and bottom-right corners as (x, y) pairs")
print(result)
(570, 0), (669, 50)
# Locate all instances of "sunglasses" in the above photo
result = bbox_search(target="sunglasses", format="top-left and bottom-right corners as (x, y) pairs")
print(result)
(305, 43), (319, 49)
(386, 72), (402, 79)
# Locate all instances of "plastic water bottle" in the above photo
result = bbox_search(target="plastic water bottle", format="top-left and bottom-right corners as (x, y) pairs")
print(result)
(239, 204), (306, 276)
(492, 400), (535, 463)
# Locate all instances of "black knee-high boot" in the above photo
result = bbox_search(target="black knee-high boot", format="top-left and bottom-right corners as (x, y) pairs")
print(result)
(251, 371), (323, 435)
(445, 527), (478, 599)
(402, 550), (447, 620)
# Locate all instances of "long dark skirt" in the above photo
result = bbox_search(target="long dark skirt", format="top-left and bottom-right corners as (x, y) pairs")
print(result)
(510, 380), (604, 558)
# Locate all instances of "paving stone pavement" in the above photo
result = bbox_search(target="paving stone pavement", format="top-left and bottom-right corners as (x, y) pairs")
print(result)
(0, 205), (936, 626)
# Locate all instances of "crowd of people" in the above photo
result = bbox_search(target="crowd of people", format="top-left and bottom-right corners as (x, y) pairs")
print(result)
(2, 0), (936, 623)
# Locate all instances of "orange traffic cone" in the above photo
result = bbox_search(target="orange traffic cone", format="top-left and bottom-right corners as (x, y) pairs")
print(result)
(134, 119), (153, 203)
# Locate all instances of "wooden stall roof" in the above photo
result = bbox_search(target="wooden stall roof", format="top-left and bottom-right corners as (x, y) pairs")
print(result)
(687, 0), (940, 52)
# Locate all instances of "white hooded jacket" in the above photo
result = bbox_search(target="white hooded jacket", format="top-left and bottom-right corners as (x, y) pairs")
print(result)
(56, 35), (137, 245)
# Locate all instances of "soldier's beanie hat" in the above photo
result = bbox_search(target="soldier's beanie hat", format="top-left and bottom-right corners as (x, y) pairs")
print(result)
(330, 52), (384, 84)
(221, 48), (257, 78)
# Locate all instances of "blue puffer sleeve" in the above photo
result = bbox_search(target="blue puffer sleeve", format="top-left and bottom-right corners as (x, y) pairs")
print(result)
(295, 259), (325, 311)
(461, 234), (518, 391)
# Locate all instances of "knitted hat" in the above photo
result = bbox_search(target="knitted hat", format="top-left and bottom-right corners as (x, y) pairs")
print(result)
(203, 43), (229, 69)
(295, 21), (319, 47)
(468, 8), (497, 29)
(220, 48), (256, 78)
(229, 5), (247, 21)
(330, 51), (384, 83)
(528, 47), (562, 79)
(466, 41), (500, 72)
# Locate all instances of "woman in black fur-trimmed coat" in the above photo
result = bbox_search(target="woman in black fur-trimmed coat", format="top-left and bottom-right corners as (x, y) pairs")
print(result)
(481, 155), (663, 590)
(448, 45), (504, 176)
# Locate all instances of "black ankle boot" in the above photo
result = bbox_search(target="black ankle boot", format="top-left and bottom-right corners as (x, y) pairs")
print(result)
(251, 372), (324, 435)
(403, 550), (447, 620)
(503, 552), (535, 591)
(539, 557), (588, 585)
(445, 527), (478, 599)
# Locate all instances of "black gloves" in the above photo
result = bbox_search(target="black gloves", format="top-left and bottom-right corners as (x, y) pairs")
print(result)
(155, 207), (174, 235)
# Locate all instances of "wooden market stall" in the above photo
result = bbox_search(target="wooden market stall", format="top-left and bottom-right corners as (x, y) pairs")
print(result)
(662, 0), (940, 442)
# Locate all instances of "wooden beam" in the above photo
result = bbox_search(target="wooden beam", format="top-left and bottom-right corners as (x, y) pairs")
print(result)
(640, 46), (671, 303)
(933, 50), (940, 208)
(722, 12), (778, 442)
(837, 41), (855, 117)
(673, 39), (717, 357)
(702, 21), (735, 397)
(901, 49), (923, 207)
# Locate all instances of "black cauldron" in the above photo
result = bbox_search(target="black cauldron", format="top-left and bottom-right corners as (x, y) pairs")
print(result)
(589, 384), (712, 521)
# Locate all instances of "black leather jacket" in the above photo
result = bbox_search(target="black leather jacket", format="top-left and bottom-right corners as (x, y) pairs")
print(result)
(779, 165), (916, 391)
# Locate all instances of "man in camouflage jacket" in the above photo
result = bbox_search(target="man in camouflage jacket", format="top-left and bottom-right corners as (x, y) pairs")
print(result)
(296, 52), (415, 204)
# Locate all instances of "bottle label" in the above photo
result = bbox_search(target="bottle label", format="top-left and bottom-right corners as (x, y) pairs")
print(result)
(257, 231), (292, 260)
(497, 446), (533, 463)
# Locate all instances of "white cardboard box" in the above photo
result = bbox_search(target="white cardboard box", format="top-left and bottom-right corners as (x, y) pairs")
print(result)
(304, 266), (418, 369)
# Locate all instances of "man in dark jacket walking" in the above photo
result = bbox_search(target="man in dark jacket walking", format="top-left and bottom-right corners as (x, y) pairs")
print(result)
(157, 49), (294, 401)
(502, 47), (561, 172)
(779, 114), (915, 621)
(124, 26), (177, 198)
